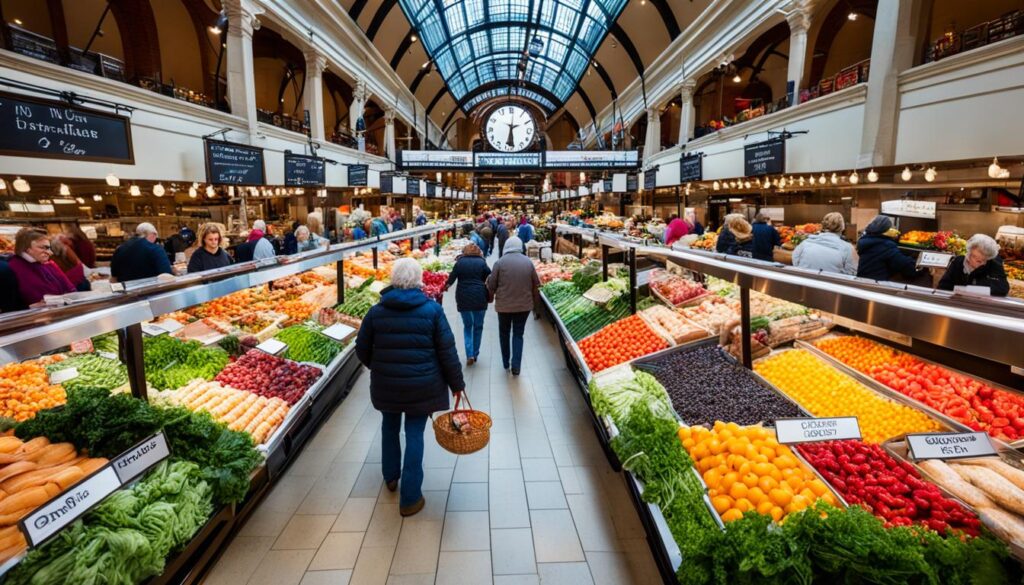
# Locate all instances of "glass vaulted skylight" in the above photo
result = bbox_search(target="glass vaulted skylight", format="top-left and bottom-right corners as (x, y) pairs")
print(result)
(399, 0), (627, 112)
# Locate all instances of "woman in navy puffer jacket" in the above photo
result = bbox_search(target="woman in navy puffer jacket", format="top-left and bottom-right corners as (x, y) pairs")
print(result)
(355, 258), (465, 517)
(444, 244), (492, 365)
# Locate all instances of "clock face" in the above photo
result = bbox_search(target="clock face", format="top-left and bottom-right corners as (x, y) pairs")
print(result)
(485, 105), (536, 152)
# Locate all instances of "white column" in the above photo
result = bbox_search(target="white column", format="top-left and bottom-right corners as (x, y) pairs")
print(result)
(644, 107), (661, 162)
(223, 0), (261, 137)
(384, 108), (397, 160)
(858, 0), (920, 167)
(350, 79), (369, 149)
(786, 6), (811, 106)
(678, 79), (696, 145)
(303, 48), (327, 142)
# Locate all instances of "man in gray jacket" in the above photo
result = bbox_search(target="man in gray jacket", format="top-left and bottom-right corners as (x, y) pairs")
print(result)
(486, 237), (540, 375)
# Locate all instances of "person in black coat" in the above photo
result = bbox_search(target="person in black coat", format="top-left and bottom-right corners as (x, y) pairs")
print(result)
(444, 244), (493, 365)
(187, 224), (232, 274)
(111, 223), (173, 282)
(715, 213), (741, 254)
(937, 234), (1010, 297)
(355, 258), (465, 517)
(856, 215), (920, 282)
(751, 213), (781, 262)
(0, 256), (26, 313)
(495, 219), (510, 258)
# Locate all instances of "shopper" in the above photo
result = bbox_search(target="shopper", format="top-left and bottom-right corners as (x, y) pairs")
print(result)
(164, 225), (195, 264)
(391, 211), (406, 232)
(664, 214), (692, 247)
(48, 236), (88, 291)
(351, 222), (368, 241)
(792, 212), (856, 275)
(370, 216), (390, 237)
(8, 228), (75, 306)
(470, 228), (487, 253)
(64, 224), (96, 268)
(477, 220), (494, 256)
(414, 207), (428, 227)
(0, 257), (25, 312)
(495, 218), (510, 258)
(355, 258), (465, 517)
(307, 212), (326, 240)
(445, 243), (492, 365)
(686, 210), (705, 236)
(235, 221), (276, 262)
(751, 213), (781, 262)
(937, 234), (1010, 296)
(111, 223), (173, 282)
(517, 218), (535, 246)
(295, 226), (325, 252)
(487, 236), (540, 375)
(187, 224), (232, 273)
(856, 215), (919, 282)
(723, 215), (755, 258)
(283, 221), (302, 255)
(715, 213), (741, 253)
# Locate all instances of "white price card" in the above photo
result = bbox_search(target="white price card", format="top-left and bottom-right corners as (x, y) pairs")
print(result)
(111, 432), (171, 484)
(906, 431), (997, 461)
(20, 465), (121, 547)
(141, 324), (166, 337)
(98, 351), (119, 361)
(775, 417), (861, 444)
(917, 251), (954, 269)
(256, 338), (287, 356)
(321, 323), (356, 343)
(154, 319), (184, 333)
(48, 367), (79, 385)
(110, 282), (125, 293)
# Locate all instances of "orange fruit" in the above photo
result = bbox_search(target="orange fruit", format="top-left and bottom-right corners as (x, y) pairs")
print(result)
(769, 488), (792, 507)
(728, 482), (748, 500)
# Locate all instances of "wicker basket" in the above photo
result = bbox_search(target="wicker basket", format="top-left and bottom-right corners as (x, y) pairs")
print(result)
(433, 393), (491, 455)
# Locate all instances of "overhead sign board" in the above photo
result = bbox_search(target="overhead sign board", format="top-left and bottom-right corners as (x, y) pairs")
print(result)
(544, 150), (639, 169)
(626, 173), (639, 191)
(425, 182), (437, 198)
(476, 152), (542, 169)
(347, 164), (368, 187)
(643, 170), (657, 190)
(379, 172), (394, 194)
(679, 153), (703, 183)
(744, 138), (785, 176)
(397, 150), (473, 169)
(0, 90), (134, 163)
(284, 153), (325, 186)
(407, 178), (421, 196)
(205, 140), (265, 185)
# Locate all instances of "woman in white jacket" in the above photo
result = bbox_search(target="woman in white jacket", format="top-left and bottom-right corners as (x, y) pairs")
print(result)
(792, 212), (857, 275)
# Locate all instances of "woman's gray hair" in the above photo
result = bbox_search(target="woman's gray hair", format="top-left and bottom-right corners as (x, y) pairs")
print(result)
(390, 257), (424, 289)
(967, 233), (1000, 260)
(136, 222), (157, 236)
(253, 219), (267, 232)
(295, 226), (310, 239)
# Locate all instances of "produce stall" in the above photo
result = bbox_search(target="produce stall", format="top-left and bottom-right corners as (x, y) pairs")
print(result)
(0, 223), (452, 584)
(536, 226), (1024, 584)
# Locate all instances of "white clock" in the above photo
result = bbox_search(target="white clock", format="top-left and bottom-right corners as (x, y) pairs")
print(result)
(485, 104), (536, 152)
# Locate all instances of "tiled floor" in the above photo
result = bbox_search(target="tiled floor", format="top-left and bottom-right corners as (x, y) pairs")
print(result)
(205, 262), (660, 585)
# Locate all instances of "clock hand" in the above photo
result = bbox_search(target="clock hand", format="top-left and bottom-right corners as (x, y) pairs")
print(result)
(506, 123), (515, 147)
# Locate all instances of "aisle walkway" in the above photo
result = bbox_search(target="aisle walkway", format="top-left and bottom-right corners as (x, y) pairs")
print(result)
(206, 269), (660, 585)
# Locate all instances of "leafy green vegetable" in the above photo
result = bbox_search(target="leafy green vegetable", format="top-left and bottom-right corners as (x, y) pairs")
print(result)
(142, 335), (229, 390)
(46, 353), (128, 392)
(276, 324), (344, 365)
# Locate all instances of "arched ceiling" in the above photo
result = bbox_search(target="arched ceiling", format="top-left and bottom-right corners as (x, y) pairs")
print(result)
(336, 0), (715, 132)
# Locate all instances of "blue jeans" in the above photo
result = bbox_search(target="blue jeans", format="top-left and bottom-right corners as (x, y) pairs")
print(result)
(459, 310), (486, 359)
(497, 311), (530, 370)
(381, 412), (428, 507)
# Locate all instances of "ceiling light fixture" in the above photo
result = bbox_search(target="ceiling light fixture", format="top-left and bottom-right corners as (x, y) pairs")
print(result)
(901, 166), (912, 181)
(153, 183), (165, 197)
(59, 183), (70, 196)
(924, 167), (937, 182)
(830, 173), (839, 184)
(743, 180), (751, 189)
(410, 34), (418, 42)
(988, 157), (1004, 179)
(819, 173), (826, 184)
(188, 186), (197, 198)
(712, 180), (720, 190)
(75, 196), (85, 204)
(798, 176), (805, 186)
(849, 170), (859, 184)
(848, 12), (857, 20)
(0, 178), (5, 191)
(129, 184), (141, 196)
(206, 185), (215, 197)
(732, 73), (742, 83)
(867, 169), (878, 183)
(105, 173), (120, 187)
(13, 178), (30, 193)
(93, 194), (102, 201)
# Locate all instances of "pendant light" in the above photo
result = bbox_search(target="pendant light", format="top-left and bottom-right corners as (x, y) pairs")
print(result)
(901, 166), (912, 181)
(105, 173), (120, 187)
(849, 170), (859, 185)
(924, 167), (937, 182)
(188, 186), (198, 198)
(93, 194), (102, 201)
(59, 183), (70, 196)
(13, 178), (30, 192)
(153, 183), (165, 197)
(0, 178), (6, 191)
(867, 169), (878, 183)
(818, 173), (826, 185)
(129, 184), (141, 196)
(206, 185), (216, 198)
(830, 173), (839, 184)
(712, 180), (720, 190)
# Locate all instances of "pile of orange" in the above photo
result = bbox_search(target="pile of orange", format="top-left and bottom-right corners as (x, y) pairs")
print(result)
(679, 422), (837, 523)
(578, 315), (668, 373)
(754, 349), (940, 443)
(277, 300), (318, 325)
(813, 336), (915, 373)
(0, 359), (67, 421)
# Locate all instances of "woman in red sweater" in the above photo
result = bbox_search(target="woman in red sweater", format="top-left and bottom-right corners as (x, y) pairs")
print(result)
(7, 228), (75, 307)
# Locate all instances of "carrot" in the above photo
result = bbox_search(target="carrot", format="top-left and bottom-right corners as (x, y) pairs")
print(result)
(0, 507), (36, 526)
(16, 437), (49, 455)
(1, 459), (81, 493)
(31, 443), (77, 467)
(51, 467), (85, 490)
(0, 437), (22, 454)
(0, 526), (23, 550)
(0, 540), (25, 563)
(0, 486), (51, 515)
(0, 461), (37, 485)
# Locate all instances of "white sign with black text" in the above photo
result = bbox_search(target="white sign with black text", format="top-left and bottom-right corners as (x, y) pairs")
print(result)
(775, 417), (862, 444)
(917, 251), (954, 269)
(906, 431), (997, 461)
(20, 465), (121, 547)
(111, 432), (171, 484)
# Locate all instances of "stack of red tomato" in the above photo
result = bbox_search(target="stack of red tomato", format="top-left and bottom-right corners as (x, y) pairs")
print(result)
(798, 440), (981, 536)
(816, 337), (1024, 442)
(421, 271), (447, 303)
(578, 315), (668, 373)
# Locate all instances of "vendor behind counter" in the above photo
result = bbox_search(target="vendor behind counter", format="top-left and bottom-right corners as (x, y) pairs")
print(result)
(938, 234), (1010, 297)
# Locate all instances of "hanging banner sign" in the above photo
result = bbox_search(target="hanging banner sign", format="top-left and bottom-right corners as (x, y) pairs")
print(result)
(205, 140), (265, 185)
(679, 153), (703, 183)
(626, 173), (639, 191)
(407, 179), (421, 196)
(379, 172), (394, 194)
(643, 170), (657, 190)
(0, 90), (134, 163)
(603, 179), (612, 192)
(347, 164), (368, 187)
(744, 138), (785, 176)
(425, 182), (437, 198)
(397, 150), (473, 169)
(881, 199), (937, 219)
(284, 153), (326, 186)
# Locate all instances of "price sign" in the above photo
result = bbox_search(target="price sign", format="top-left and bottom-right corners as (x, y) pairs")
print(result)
(154, 319), (184, 333)
(48, 367), (79, 385)
(775, 417), (861, 444)
(347, 164), (368, 187)
(20, 465), (121, 547)
(917, 251), (954, 269)
(321, 323), (356, 343)
(906, 431), (996, 461)
(285, 153), (326, 186)
(98, 351), (119, 361)
(111, 432), (170, 484)
(256, 338), (287, 356)
(679, 153), (703, 183)
(110, 282), (125, 293)
(744, 138), (785, 176)
(141, 324), (167, 337)
(205, 139), (265, 185)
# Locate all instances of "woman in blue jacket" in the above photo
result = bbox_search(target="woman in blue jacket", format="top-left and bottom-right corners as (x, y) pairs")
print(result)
(444, 244), (492, 365)
(856, 215), (920, 282)
(355, 259), (465, 517)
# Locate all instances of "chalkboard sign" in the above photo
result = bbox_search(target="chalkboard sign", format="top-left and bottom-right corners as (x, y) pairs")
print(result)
(680, 153), (703, 182)
(644, 169), (657, 190)
(0, 90), (134, 163)
(205, 140), (265, 185)
(348, 164), (368, 186)
(744, 138), (785, 176)
(425, 182), (437, 198)
(408, 178), (421, 196)
(8, 26), (59, 64)
(603, 179), (612, 192)
(285, 153), (325, 186)
(380, 172), (394, 194)
(626, 173), (638, 191)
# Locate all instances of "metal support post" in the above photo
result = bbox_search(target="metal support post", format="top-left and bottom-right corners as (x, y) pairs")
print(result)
(577, 234), (584, 258)
(337, 259), (345, 305)
(119, 323), (148, 400)
(628, 247), (637, 314)
(372, 246), (379, 269)
(550, 226), (558, 251)
(435, 231), (441, 256)
(601, 245), (609, 281)
(740, 285), (752, 369)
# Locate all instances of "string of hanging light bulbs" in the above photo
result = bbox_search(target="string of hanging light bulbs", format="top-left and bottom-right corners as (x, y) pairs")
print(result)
(707, 166), (950, 191)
